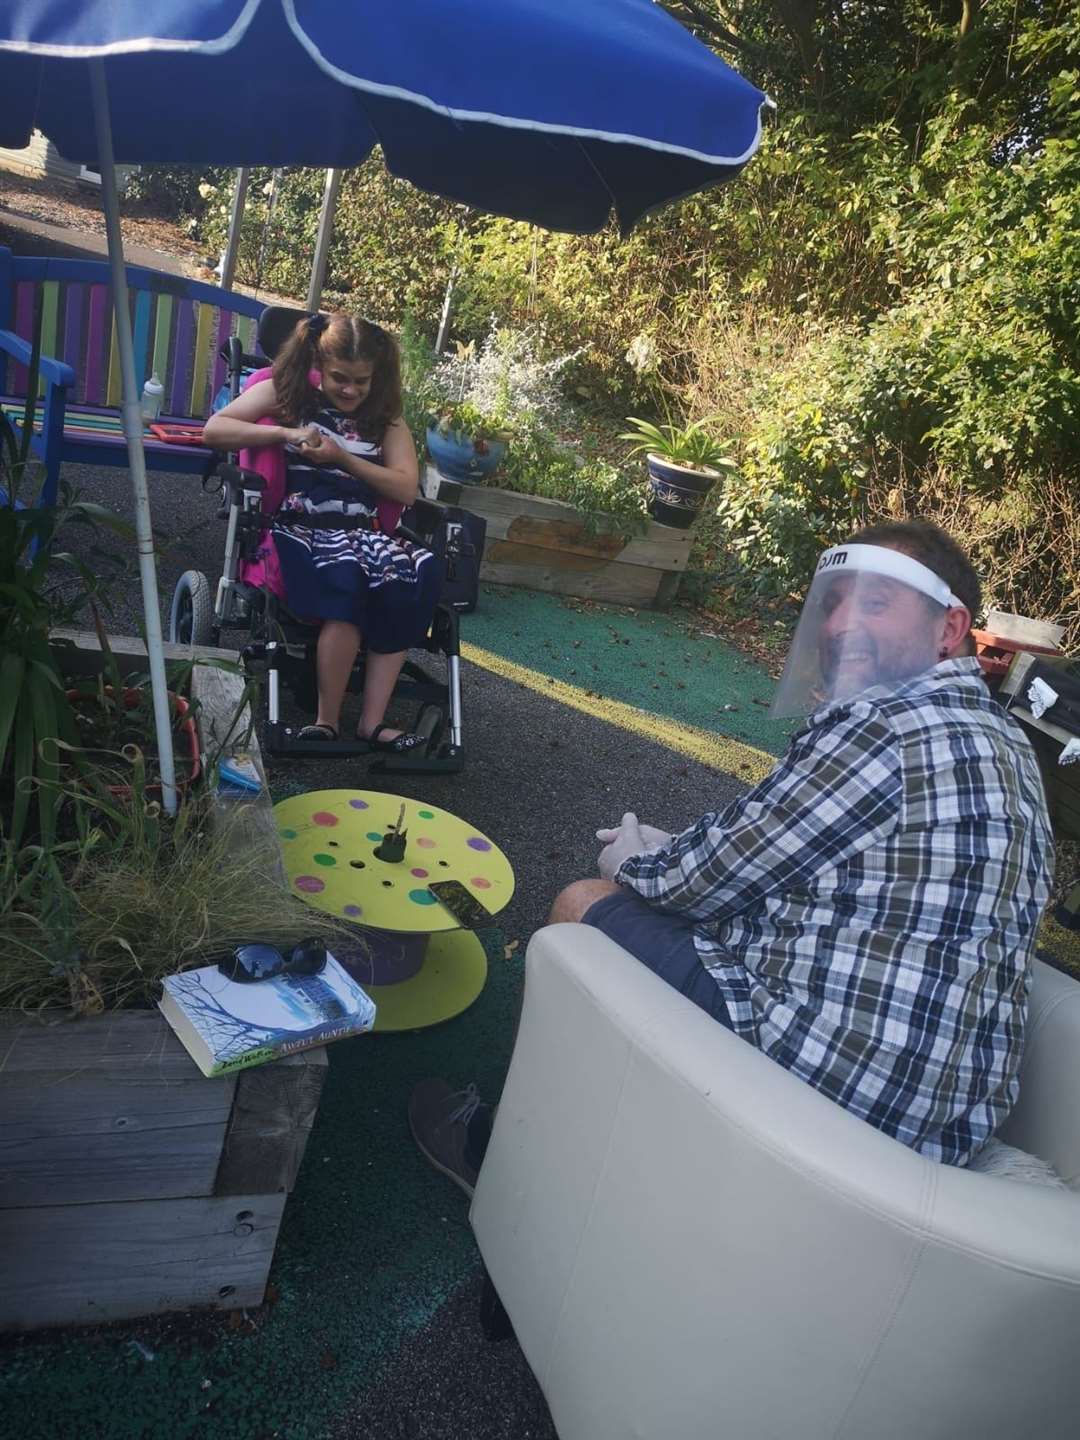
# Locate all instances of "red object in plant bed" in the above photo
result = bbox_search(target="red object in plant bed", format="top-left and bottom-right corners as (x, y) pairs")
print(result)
(65, 687), (201, 797)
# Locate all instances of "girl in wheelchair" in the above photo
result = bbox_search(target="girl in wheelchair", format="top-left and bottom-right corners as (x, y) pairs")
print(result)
(203, 312), (439, 752)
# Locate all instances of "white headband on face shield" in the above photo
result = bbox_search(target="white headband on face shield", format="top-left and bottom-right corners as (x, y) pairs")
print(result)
(814, 544), (965, 611)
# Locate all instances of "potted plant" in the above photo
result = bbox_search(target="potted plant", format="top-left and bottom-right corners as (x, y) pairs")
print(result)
(426, 399), (511, 482)
(0, 346), (350, 1331)
(419, 324), (583, 485)
(620, 414), (737, 529)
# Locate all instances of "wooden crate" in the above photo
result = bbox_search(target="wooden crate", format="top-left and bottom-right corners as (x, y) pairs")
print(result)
(424, 466), (693, 609)
(0, 635), (325, 1331)
(0, 1012), (325, 1331)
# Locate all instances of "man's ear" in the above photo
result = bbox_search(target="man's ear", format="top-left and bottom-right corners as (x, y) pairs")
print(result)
(940, 606), (973, 657)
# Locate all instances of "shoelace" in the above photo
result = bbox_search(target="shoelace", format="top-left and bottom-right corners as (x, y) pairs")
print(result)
(448, 1082), (483, 1128)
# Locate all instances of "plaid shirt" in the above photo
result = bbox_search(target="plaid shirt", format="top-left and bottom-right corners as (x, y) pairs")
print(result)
(617, 658), (1053, 1164)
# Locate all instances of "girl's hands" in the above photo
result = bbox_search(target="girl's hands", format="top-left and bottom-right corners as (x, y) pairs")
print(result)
(296, 428), (350, 468)
(282, 424), (320, 448)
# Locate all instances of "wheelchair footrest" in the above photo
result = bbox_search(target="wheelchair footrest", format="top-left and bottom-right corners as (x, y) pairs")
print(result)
(265, 724), (463, 772)
(266, 724), (377, 759)
(373, 744), (464, 776)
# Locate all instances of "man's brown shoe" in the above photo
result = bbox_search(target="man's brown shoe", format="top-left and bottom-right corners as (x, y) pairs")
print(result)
(408, 1079), (491, 1198)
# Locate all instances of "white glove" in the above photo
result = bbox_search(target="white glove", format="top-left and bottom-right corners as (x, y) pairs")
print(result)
(595, 812), (672, 881)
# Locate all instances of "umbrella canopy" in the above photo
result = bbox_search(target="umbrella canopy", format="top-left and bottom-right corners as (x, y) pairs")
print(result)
(0, 0), (766, 234)
(0, 1), (767, 812)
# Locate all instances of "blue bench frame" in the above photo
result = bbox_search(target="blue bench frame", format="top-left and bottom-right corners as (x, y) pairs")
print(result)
(0, 246), (265, 506)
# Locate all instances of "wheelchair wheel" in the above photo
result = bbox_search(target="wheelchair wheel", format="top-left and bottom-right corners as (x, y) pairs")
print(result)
(169, 570), (215, 647)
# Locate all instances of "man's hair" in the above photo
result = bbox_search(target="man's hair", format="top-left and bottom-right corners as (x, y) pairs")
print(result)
(847, 519), (981, 619)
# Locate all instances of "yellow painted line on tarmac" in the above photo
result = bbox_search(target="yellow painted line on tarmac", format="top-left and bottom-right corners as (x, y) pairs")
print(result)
(460, 641), (776, 785)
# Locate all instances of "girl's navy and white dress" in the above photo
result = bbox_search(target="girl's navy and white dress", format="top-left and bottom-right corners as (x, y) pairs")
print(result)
(272, 402), (438, 654)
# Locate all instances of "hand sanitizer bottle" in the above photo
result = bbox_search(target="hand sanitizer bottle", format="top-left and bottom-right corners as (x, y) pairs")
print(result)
(141, 373), (164, 421)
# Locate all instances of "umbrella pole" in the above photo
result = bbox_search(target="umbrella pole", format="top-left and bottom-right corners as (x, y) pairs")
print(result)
(220, 167), (250, 291)
(90, 59), (178, 817)
(306, 168), (342, 312)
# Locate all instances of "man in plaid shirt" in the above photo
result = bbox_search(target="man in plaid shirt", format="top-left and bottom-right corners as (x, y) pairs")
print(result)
(410, 522), (1052, 1193)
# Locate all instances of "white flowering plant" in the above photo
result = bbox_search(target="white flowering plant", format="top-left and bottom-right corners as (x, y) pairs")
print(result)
(425, 322), (582, 443)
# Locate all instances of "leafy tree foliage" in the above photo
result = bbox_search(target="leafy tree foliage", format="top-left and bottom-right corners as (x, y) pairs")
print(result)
(164, 0), (1078, 637)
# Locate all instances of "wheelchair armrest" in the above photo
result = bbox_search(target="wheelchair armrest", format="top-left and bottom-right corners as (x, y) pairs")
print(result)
(396, 522), (428, 548)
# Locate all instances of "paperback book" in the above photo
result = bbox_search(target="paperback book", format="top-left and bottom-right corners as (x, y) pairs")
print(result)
(159, 953), (376, 1077)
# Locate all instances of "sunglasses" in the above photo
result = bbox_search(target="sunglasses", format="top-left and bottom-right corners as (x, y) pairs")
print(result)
(218, 940), (328, 984)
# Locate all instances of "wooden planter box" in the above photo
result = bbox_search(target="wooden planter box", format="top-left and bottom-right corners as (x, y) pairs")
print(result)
(423, 464), (693, 609)
(0, 634), (325, 1332)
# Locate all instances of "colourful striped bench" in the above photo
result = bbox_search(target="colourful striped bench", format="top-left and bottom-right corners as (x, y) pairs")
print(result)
(0, 245), (265, 506)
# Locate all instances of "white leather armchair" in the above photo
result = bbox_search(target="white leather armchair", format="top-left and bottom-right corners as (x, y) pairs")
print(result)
(471, 925), (1080, 1440)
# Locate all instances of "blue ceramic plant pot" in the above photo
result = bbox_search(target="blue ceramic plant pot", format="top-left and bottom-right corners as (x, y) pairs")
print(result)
(426, 425), (507, 482)
(645, 452), (720, 530)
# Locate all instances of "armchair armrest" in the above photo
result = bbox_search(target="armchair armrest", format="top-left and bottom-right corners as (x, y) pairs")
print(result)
(1000, 958), (1080, 1185)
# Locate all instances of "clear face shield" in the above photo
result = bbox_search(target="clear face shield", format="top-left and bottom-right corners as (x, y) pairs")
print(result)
(770, 544), (966, 719)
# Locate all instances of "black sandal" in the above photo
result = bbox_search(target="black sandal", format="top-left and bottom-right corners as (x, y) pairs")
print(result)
(360, 723), (425, 754)
(297, 722), (339, 741)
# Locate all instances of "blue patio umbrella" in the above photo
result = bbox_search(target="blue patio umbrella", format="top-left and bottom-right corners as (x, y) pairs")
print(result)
(0, 0), (768, 807)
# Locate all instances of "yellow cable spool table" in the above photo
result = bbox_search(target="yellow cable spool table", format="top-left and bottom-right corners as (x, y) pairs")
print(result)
(274, 789), (515, 1031)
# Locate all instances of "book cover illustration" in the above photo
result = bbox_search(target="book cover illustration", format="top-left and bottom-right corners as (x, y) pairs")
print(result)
(160, 952), (375, 1075)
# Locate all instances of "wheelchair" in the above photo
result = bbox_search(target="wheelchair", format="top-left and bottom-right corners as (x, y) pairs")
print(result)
(167, 306), (485, 775)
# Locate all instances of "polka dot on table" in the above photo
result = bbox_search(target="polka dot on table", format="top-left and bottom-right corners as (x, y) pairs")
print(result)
(343, 904), (362, 917)
(472, 876), (492, 889)
(294, 875), (325, 894)
(313, 853), (336, 867)
(410, 867), (429, 878)
(312, 812), (339, 827)
(416, 837), (436, 849)
(349, 798), (369, 810)
(418, 809), (435, 819)
(408, 888), (438, 905)
(467, 837), (492, 852)
(280, 828), (297, 840)
(366, 831), (383, 842)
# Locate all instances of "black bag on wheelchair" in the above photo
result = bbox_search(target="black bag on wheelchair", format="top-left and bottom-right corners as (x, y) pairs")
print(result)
(402, 500), (487, 614)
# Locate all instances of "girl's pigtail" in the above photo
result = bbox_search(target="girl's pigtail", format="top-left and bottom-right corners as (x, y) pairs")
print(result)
(273, 314), (324, 425)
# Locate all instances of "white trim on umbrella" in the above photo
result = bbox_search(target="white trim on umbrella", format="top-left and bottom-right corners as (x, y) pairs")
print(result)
(282, 0), (765, 167)
(1, 0), (765, 169)
(0, 0), (260, 56)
